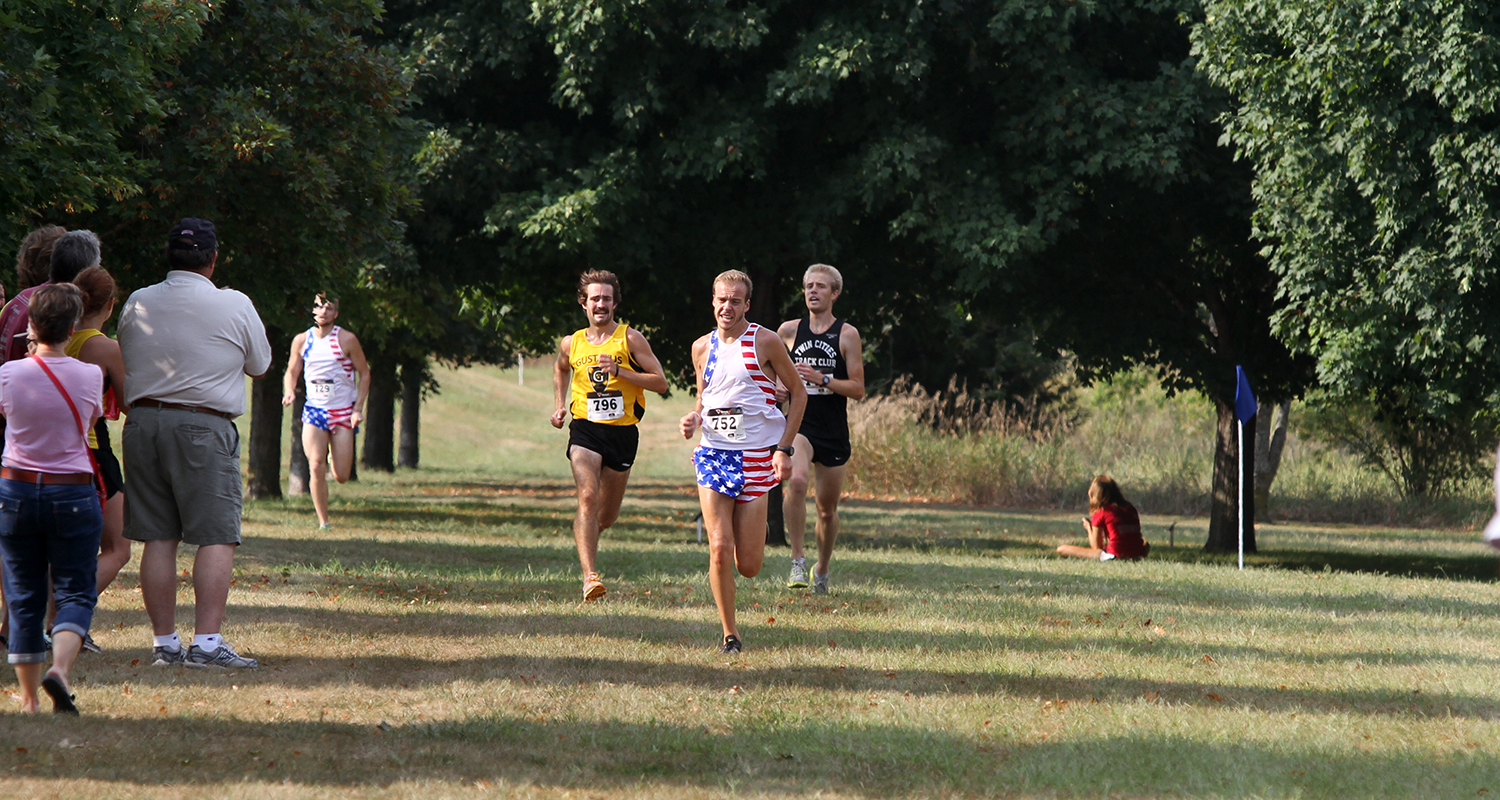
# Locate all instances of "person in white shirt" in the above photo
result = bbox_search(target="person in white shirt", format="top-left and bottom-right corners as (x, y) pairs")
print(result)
(117, 218), (271, 670)
(679, 270), (805, 653)
(281, 293), (370, 530)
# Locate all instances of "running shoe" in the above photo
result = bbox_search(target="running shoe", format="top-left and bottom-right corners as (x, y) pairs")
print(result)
(151, 645), (185, 667)
(583, 572), (607, 602)
(81, 633), (102, 654)
(720, 634), (743, 654)
(787, 559), (809, 589)
(185, 642), (259, 669)
(813, 572), (829, 595)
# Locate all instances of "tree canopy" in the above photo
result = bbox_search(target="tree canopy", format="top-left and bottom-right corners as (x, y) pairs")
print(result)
(392, 0), (1311, 546)
(1197, 0), (1500, 494)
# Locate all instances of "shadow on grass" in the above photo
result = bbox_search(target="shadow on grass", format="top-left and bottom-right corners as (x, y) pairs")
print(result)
(83, 601), (1500, 720)
(255, 484), (1500, 583)
(238, 534), (1500, 623)
(1, 701), (1495, 797)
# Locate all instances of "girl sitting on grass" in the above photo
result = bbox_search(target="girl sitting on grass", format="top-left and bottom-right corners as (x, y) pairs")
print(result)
(1057, 475), (1150, 561)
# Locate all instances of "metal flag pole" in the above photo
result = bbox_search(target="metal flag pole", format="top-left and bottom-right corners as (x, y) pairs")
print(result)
(1232, 365), (1257, 572)
(1238, 418), (1245, 571)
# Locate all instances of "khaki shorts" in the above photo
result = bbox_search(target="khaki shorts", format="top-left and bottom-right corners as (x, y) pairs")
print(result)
(122, 406), (243, 546)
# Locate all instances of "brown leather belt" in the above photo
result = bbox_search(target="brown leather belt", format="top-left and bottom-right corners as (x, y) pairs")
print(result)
(133, 398), (234, 420)
(1, 468), (95, 485)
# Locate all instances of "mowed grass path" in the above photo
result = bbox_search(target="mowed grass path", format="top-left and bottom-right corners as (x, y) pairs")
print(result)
(3, 364), (1500, 799)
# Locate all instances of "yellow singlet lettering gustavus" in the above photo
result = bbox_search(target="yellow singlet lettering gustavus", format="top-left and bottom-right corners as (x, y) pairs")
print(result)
(569, 324), (645, 426)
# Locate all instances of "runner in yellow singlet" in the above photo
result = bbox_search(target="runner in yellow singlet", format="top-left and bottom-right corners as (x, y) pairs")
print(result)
(550, 271), (668, 601)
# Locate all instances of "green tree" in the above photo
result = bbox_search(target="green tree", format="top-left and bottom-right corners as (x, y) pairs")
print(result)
(0, 0), (203, 253)
(57, 0), (419, 499)
(394, 0), (1312, 547)
(1196, 0), (1500, 496)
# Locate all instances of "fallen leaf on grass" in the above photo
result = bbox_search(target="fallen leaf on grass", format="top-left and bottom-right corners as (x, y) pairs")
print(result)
(15, 747), (26, 754)
(1152, 626), (1165, 635)
(1202, 655), (1214, 663)
(1205, 693), (1225, 702)
(727, 685), (743, 695)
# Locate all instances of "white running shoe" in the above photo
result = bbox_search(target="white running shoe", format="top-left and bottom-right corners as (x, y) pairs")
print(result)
(787, 559), (809, 589)
(813, 572), (829, 595)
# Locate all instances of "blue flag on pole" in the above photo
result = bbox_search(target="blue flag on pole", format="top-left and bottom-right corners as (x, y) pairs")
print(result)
(1234, 366), (1258, 423)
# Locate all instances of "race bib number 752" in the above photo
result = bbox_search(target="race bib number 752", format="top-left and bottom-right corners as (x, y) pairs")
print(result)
(705, 406), (746, 442)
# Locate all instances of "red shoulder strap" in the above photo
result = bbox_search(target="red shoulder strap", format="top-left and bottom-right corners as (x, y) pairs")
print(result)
(29, 355), (88, 439)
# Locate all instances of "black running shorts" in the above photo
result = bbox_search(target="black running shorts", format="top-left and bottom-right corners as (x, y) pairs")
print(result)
(567, 418), (640, 472)
(803, 431), (851, 468)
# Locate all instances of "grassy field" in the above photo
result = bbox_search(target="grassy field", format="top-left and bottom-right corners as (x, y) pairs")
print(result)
(3, 364), (1499, 798)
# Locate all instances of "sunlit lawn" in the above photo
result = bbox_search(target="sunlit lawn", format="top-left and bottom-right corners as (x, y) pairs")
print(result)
(3, 364), (1498, 799)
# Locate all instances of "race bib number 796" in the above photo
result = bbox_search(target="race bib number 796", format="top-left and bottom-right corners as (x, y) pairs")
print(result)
(586, 391), (625, 422)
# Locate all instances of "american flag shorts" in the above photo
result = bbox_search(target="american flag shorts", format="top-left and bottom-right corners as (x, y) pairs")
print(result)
(302, 404), (354, 431)
(693, 446), (777, 503)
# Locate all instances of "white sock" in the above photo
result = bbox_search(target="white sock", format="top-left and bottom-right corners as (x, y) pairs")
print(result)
(792, 557), (805, 566)
(193, 633), (223, 652)
(153, 633), (181, 651)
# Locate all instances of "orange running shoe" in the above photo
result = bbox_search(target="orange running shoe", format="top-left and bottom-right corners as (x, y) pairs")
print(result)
(583, 572), (607, 602)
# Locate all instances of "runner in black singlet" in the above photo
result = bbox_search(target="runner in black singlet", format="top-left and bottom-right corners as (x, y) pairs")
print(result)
(776, 264), (864, 595)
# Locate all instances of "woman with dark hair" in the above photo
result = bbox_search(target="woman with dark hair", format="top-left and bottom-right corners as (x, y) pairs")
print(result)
(1057, 475), (1150, 561)
(14, 225), (66, 293)
(0, 282), (104, 713)
(67, 267), (129, 622)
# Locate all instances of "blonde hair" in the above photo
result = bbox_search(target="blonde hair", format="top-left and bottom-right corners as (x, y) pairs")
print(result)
(713, 269), (753, 299)
(1087, 475), (1131, 513)
(803, 263), (843, 293)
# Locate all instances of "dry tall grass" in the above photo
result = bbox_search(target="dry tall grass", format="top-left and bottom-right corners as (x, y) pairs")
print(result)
(847, 371), (1491, 527)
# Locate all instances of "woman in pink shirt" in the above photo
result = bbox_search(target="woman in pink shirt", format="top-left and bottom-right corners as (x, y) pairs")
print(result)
(1057, 475), (1150, 561)
(0, 283), (104, 714)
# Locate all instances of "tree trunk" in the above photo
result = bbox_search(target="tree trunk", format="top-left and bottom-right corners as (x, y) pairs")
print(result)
(1253, 399), (1291, 521)
(287, 391), (309, 495)
(1204, 398), (1256, 554)
(398, 357), (422, 469)
(361, 351), (397, 473)
(246, 327), (285, 500)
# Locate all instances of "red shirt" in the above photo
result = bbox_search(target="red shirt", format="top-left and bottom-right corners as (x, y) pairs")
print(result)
(0, 285), (41, 364)
(1091, 503), (1146, 558)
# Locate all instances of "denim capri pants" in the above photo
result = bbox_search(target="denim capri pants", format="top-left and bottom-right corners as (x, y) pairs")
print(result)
(0, 479), (103, 664)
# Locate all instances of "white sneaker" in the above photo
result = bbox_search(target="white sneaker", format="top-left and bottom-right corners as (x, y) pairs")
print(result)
(185, 642), (259, 669)
(813, 572), (829, 595)
(787, 559), (809, 589)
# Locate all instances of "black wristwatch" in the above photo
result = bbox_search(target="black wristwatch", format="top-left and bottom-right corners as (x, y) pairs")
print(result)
(774, 445), (795, 456)
(821, 373), (831, 387)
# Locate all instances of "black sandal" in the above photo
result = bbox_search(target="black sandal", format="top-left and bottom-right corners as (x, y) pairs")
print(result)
(41, 674), (78, 715)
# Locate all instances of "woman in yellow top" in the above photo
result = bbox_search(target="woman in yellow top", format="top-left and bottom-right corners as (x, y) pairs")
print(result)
(550, 270), (668, 601)
(66, 267), (129, 649)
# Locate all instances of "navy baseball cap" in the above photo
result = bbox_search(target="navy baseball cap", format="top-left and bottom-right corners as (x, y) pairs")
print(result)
(167, 218), (217, 251)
